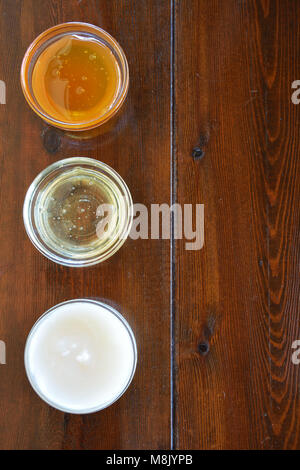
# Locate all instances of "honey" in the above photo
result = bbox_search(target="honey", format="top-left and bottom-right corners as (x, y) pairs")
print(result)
(32, 34), (120, 124)
(23, 158), (133, 267)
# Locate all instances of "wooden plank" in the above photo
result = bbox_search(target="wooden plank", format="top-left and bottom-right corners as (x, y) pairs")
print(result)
(0, 0), (171, 449)
(174, 0), (300, 449)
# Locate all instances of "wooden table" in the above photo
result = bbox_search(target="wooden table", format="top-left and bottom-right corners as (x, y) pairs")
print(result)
(0, 0), (299, 450)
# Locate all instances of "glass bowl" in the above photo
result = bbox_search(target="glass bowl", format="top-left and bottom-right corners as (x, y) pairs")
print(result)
(23, 157), (133, 267)
(24, 299), (137, 414)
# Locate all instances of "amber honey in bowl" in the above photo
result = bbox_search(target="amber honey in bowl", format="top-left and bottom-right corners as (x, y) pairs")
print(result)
(21, 23), (129, 131)
(32, 35), (120, 124)
(23, 158), (133, 267)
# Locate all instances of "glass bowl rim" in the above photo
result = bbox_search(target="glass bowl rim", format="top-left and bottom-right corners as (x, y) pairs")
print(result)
(23, 157), (133, 267)
(20, 22), (129, 131)
(24, 298), (138, 414)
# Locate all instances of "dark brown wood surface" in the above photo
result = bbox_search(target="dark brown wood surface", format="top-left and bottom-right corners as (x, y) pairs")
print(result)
(174, 0), (300, 450)
(0, 0), (299, 450)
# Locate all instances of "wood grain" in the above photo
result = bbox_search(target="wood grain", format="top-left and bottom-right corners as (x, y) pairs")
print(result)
(174, 0), (300, 449)
(0, 0), (171, 449)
